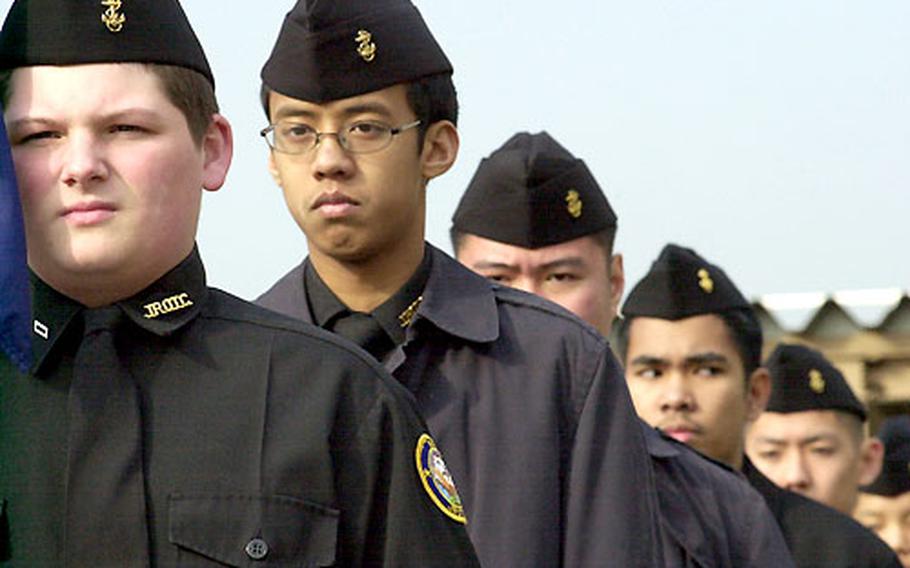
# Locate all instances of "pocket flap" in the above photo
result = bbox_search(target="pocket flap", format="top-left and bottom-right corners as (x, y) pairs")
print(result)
(168, 493), (339, 566)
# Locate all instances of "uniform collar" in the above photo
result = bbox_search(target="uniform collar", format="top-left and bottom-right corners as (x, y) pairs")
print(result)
(306, 248), (432, 346)
(298, 245), (500, 344)
(644, 424), (683, 458)
(117, 246), (208, 335)
(415, 245), (499, 344)
(30, 247), (208, 375)
(304, 262), (346, 329)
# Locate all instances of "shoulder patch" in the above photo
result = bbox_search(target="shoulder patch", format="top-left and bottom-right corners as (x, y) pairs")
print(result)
(415, 434), (466, 524)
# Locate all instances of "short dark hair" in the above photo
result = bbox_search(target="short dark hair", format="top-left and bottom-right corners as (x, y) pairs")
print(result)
(615, 307), (763, 379)
(0, 64), (218, 147)
(260, 73), (458, 150)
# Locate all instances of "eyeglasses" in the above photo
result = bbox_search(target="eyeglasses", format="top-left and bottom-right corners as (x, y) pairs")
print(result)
(260, 119), (422, 155)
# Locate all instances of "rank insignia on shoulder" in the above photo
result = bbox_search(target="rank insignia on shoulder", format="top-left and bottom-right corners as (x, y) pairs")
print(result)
(697, 268), (714, 294)
(101, 0), (126, 33)
(566, 189), (583, 219)
(415, 434), (466, 524)
(809, 368), (826, 394)
(143, 292), (194, 319)
(355, 29), (377, 63)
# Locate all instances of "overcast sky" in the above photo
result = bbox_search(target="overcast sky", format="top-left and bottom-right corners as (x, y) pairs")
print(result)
(4, 1), (908, 304)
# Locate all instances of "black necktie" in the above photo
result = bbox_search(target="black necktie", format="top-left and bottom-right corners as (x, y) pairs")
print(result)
(332, 312), (393, 360)
(64, 306), (149, 567)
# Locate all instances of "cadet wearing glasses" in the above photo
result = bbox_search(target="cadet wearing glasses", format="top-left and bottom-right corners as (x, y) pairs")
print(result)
(253, 1), (661, 566)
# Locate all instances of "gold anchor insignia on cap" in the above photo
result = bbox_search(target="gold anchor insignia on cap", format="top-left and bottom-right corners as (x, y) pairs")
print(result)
(809, 369), (826, 394)
(355, 29), (377, 63)
(398, 296), (423, 328)
(697, 269), (714, 294)
(101, 0), (126, 33)
(143, 292), (194, 319)
(566, 190), (583, 219)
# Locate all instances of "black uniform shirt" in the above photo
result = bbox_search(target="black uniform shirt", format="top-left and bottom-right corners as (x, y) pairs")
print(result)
(305, 249), (431, 358)
(643, 424), (794, 567)
(0, 248), (479, 567)
(258, 244), (663, 568)
(743, 458), (901, 568)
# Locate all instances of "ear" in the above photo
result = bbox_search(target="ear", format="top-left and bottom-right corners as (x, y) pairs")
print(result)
(419, 120), (459, 181)
(201, 114), (233, 192)
(267, 150), (283, 188)
(608, 253), (625, 320)
(745, 367), (772, 422)
(858, 436), (885, 486)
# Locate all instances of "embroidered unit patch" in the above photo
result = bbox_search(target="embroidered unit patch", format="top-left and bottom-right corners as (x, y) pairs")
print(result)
(415, 433), (466, 524)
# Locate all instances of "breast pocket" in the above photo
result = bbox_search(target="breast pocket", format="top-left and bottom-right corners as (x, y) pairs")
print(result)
(168, 493), (339, 567)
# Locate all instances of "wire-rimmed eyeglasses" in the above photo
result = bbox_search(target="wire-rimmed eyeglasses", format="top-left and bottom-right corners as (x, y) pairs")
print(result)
(260, 119), (421, 155)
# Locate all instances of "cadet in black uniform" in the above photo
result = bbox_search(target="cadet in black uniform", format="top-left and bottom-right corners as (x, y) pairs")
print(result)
(0, 1), (479, 566)
(616, 244), (901, 568)
(256, 1), (661, 566)
(856, 416), (910, 565)
(451, 130), (794, 567)
(746, 343), (884, 514)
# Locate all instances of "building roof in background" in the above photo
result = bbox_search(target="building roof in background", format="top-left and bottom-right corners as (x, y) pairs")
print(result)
(753, 288), (910, 336)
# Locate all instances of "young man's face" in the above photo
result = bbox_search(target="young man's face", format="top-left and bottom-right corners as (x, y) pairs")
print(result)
(5, 63), (229, 304)
(745, 410), (882, 514)
(854, 491), (910, 567)
(455, 233), (623, 336)
(623, 314), (769, 469)
(267, 84), (456, 265)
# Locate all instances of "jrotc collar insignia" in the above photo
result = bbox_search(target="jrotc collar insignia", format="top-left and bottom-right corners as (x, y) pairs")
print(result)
(142, 292), (194, 319)
(415, 434), (466, 524)
(355, 29), (377, 63)
(101, 0), (126, 33)
(697, 268), (714, 294)
(566, 189), (583, 219)
(398, 296), (423, 328)
(116, 247), (207, 336)
(809, 369), (826, 394)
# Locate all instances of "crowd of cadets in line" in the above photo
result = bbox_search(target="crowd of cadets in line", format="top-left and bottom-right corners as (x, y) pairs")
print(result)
(0, 0), (906, 566)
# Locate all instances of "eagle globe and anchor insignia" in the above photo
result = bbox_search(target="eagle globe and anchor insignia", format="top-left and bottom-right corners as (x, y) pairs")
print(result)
(355, 29), (377, 62)
(101, 0), (126, 33)
(415, 434), (466, 524)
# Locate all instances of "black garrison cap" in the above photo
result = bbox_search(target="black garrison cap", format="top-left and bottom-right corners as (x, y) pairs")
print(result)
(764, 343), (867, 421)
(451, 131), (617, 249)
(261, 0), (452, 103)
(863, 416), (910, 497)
(0, 0), (213, 87)
(622, 244), (750, 320)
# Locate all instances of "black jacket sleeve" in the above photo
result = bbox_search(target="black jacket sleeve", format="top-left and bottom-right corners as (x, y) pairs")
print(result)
(333, 382), (480, 567)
